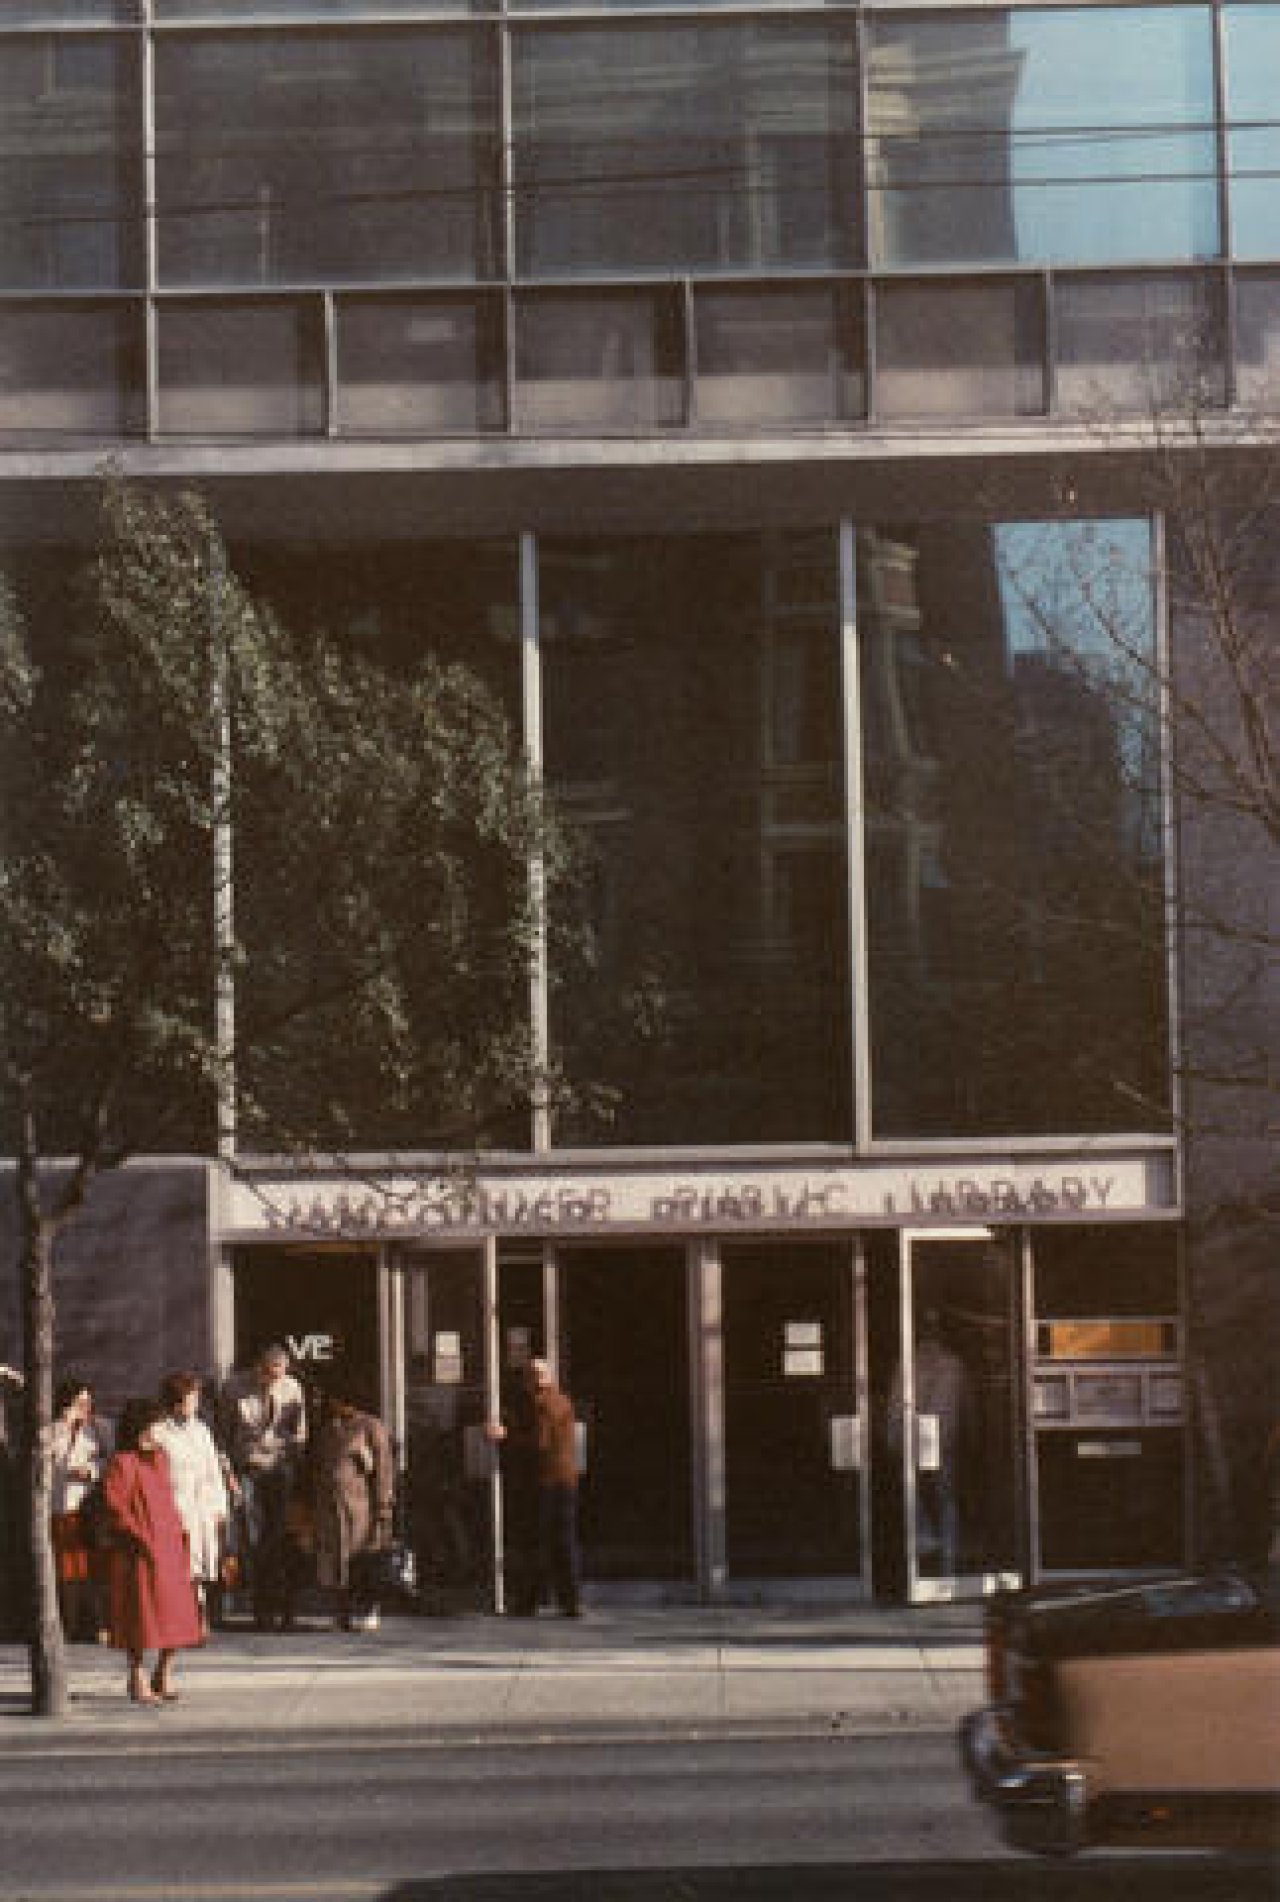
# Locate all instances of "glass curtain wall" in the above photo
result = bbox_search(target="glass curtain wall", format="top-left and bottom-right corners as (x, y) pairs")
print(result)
(512, 21), (860, 277)
(865, 7), (1218, 268)
(858, 519), (1170, 1138)
(541, 531), (852, 1146)
(153, 30), (500, 286)
(228, 538), (525, 1152)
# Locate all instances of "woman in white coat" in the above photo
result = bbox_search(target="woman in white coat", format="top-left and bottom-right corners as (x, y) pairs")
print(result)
(154, 1371), (229, 1639)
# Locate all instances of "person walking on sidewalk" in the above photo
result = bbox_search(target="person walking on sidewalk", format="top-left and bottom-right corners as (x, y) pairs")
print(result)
(154, 1370), (229, 1642)
(101, 1397), (201, 1705)
(226, 1344), (307, 1631)
(311, 1390), (394, 1632)
(492, 1358), (581, 1618)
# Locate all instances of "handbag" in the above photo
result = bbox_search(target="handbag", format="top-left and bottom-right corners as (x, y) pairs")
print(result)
(349, 1538), (417, 1606)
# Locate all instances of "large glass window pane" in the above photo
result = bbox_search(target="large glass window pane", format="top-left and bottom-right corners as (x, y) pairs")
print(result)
(0, 35), (141, 289)
(874, 279), (1044, 419)
(544, 532), (851, 1146)
(157, 300), (325, 436)
(1237, 270), (1280, 409)
(1225, 4), (1280, 260)
(514, 291), (683, 431)
(694, 283), (864, 426)
(1055, 271), (1225, 413)
(155, 32), (499, 287)
(232, 539), (523, 1150)
(0, 303), (142, 437)
(513, 23), (859, 278)
(867, 8), (1217, 269)
(336, 295), (504, 435)
(0, 2), (130, 17)
(158, 2), (483, 15)
(860, 519), (1169, 1138)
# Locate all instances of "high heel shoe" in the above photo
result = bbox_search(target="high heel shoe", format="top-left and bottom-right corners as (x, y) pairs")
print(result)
(128, 1677), (160, 1705)
(150, 1671), (179, 1702)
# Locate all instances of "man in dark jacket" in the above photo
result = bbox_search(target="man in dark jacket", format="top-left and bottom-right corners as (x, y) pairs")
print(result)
(496, 1358), (581, 1618)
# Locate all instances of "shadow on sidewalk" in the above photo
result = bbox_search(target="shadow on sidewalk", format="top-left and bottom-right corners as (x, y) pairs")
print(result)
(379, 1857), (1279, 1902)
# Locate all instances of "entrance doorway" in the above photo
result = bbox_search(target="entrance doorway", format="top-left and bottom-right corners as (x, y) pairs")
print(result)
(560, 1246), (693, 1585)
(722, 1241), (866, 1585)
(895, 1231), (1022, 1601)
(232, 1247), (380, 1407)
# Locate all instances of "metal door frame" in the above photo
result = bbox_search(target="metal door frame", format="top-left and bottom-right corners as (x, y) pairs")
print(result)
(899, 1227), (1023, 1604)
(715, 1233), (873, 1603)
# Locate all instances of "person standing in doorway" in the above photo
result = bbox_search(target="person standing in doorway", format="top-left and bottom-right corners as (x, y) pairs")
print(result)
(227, 1345), (306, 1631)
(492, 1358), (581, 1618)
(311, 1390), (394, 1632)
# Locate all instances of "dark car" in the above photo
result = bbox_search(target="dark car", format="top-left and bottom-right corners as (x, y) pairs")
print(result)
(960, 1567), (1280, 1856)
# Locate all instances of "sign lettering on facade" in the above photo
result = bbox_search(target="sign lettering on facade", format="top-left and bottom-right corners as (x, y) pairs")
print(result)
(224, 1152), (1174, 1242)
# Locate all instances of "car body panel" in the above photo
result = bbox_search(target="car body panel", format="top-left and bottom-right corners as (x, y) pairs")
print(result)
(960, 1567), (1280, 1855)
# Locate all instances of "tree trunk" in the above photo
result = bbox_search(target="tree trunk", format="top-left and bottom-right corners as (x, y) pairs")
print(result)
(17, 1148), (68, 1718)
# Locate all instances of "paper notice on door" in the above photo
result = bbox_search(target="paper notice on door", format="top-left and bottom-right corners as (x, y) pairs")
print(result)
(916, 1411), (941, 1471)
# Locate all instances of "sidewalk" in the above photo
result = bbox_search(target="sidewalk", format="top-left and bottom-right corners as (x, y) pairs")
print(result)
(0, 1603), (984, 1749)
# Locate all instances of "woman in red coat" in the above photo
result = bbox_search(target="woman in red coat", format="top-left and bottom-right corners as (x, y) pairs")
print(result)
(102, 1397), (201, 1704)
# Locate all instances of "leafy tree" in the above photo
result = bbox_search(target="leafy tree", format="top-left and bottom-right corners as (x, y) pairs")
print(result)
(0, 481), (560, 1715)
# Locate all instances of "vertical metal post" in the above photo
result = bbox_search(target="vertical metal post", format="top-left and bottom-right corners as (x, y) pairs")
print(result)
(853, 1237), (873, 1598)
(483, 1233), (505, 1612)
(380, 1244), (405, 1458)
(691, 1239), (726, 1603)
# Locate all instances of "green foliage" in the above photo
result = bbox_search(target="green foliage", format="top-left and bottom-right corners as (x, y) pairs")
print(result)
(0, 479), (562, 1189)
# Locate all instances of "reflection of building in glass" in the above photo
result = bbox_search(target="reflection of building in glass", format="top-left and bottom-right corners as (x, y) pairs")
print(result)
(0, 2), (1276, 1614)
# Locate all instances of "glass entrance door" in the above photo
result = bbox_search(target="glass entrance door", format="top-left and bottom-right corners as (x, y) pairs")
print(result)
(723, 1241), (868, 1587)
(898, 1231), (1022, 1602)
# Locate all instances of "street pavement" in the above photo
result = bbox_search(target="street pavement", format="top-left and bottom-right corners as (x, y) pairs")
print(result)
(0, 1601), (985, 1747)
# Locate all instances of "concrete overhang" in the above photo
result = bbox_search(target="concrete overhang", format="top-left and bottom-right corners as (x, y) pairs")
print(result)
(1, 419), (1277, 544)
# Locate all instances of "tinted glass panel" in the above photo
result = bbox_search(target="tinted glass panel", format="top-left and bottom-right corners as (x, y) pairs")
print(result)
(159, 1), (482, 14)
(867, 7), (1217, 268)
(157, 301), (325, 435)
(1236, 270), (1280, 408)
(513, 23), (859, 278)
(1055, 271), (1225, 413)
(694, 283), (864, 425)
(0, 303), (142, 437)
(874, 279), (1044, 419)
(0, 1), (131, 16)
(0, 36), (141, 289)
(337, 295), (504, 434)
(232, 540), (523, 1149)
(155, 32), (499, 287)
(1225, 4), (1280, 260)
(860, 518), (1169, 1138)
(514, 291), (683, 431)
(544, 531), (851, 1146)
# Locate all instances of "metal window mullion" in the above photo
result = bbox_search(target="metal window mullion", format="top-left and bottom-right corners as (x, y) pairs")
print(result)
(682, 277), (697, 428)
(323, 290), (338, 437)
(1213, 5), (1238, 406)
(499, 20), (516, 288)
(840, 518), (871, 1150)
(521, 529), (550, 1154)
(1153, 508), (1186, 1216)
(142, 1), (159, 437)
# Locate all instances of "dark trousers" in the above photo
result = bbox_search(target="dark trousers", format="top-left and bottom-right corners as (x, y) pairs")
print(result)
(243, 1468), (295, 1626)
(536, 1483), (580, 1616)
